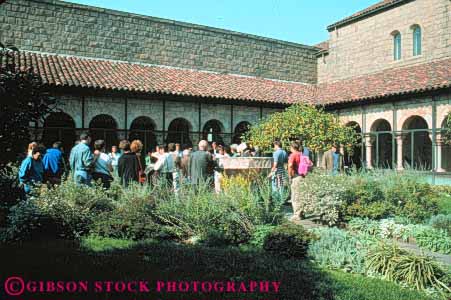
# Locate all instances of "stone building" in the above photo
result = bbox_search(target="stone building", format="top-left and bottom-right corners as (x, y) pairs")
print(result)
(1, 0), (450, 172)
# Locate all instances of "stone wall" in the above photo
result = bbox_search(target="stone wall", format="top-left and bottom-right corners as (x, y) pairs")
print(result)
(0, 0), (318, 83)
(318, 0), (451, 83)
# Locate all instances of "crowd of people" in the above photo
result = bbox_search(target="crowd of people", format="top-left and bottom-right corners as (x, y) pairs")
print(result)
(18, 133), (344, 221)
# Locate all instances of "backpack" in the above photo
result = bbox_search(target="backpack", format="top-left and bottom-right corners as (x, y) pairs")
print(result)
(298, 154), (313, 176)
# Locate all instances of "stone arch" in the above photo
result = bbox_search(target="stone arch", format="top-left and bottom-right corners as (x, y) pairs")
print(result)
(166, 118), (193, 146)
(232, 121), (251, 144)
(370, 119), (393, 168)
(42, 112), (76, 154)
(89, 114), (119, 151)
(129, 116), (157, 152)
(344, 121), (363, 169)
(402, 115), (432, 169)
(202, 119), (225, 145)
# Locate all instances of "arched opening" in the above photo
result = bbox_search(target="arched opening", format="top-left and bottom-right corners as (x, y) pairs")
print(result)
(202, 119), (224, 145)
(233, 121), (251, 144)
(166, 118), (192, 146)
(441, 114), (451, 171)
(89, 114), (118, 151)
(402, 116), (432, 169)
(411, 25), (422, 56)
(129, 116), (157, 153)
(392, 31), (402, 61)
(370, 119), (393, 168)
(344, 122), (362, 169)
(42, 112), (76, 155)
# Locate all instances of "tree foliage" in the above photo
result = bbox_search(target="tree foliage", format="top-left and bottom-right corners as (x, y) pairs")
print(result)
(0, 43), (56, 166)
(244, 104), (358, 153)
(441, 114), (451, 146)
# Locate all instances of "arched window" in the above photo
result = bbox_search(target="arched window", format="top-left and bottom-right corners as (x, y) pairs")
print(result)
(232, 122), (251, 144)
(344, 122), (362, 169)
(129, 116), (157, 153)
(89, 114), (118, 151)
(42, 112), (76, 154)
(402, 116), (431, 169)
(202, 120), (224, 145)
(370, 119), (393, 168)
(166, 118), (192, 146)
(393, 31), (402, 61)
(412, 25), (422, 56)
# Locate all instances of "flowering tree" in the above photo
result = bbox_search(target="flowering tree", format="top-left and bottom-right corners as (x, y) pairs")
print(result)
(244, 104), (358, 153)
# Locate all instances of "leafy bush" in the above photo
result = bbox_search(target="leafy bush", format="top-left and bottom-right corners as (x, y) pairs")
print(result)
(347, 217), (381, 236)
(153, 181), (255, 245)
(262, 223), (315, 258)
(428, 214), (451, 236)
(309, 227), (375, 274)
(413, 226), (451, 255)
(366, 242), (451, 293)
(248, 224), (276, 249)
(295, 172), (348, 225)
(294, 170), (440, 225)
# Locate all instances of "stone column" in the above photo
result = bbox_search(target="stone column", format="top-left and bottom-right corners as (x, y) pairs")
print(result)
(396, 134), (404, 171)
(436, 134), (446, 172)
(365, 136), (372, 169)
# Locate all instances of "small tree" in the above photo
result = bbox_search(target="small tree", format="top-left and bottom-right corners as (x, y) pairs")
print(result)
(0, 43), (56, 166)
(244, 104), (358, 153)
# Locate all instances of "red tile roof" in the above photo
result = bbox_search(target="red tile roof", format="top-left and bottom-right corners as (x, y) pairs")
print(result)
(2, 51), (451, 106)
(327, 0), (410, 30)
(3, 51), (316, 105)
(316, 58), (451, 105)
(314, 41), (329, 52)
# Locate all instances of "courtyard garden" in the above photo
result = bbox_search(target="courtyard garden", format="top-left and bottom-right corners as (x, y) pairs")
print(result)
(1, 167), (451, 300)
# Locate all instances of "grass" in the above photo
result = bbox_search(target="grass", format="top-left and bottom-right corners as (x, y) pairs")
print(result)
(437, 195), (451, 215)
(0, 237), (434, 300)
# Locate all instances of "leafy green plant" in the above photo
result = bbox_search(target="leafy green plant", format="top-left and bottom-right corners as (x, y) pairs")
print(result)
(248, 224), (276, 248)
(309, 227), (375, 274)
(414, 226), (451, 254)
(428, 214), (451, 236)
(294, 171), (348, 225)
(366, 242), (451, 293)
(262, 223), (316, 258)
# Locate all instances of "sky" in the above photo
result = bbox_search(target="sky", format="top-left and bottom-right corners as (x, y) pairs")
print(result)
(66, 0), (380, 46)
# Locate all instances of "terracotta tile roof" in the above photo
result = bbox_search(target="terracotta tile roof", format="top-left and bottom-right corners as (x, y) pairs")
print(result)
(3, 51), (316, 105)
(314, 41), (329, 52)
(316, 58), (451, 105)
(327, 0), (410, 30)
(2, 51), (450, 106)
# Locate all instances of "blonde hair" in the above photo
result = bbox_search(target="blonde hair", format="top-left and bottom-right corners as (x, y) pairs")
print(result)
(130, 140), (143, 153)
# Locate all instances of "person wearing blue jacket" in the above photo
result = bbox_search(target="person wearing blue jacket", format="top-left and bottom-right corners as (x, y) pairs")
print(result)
(69, 132), (94, 186)
(18, 147), (44, 198)
(43, 141), (65, 185)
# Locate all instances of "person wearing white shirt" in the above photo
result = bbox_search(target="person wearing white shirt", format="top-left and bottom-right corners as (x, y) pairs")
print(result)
(93, 140), (113, 189)
(153, 144), (174, 187)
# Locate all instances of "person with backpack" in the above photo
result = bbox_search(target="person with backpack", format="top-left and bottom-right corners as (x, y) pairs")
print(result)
(288, 142), (313, 222)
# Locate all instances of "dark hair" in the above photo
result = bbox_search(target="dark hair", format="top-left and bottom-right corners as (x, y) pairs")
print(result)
(273, 140), (282, 148)
(53, 141), (63, 149)
(32, 146), (44, 155)
(290, 142), (300, 151)
(94, 140), (105, 151)
(158, 144), (166, 151)
(119, 140), (130, 151)
(79, 132), (90, 141)
(168, 143), (176, 152)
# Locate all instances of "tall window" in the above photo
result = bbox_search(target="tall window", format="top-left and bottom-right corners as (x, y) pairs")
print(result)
(413, 25), (422, 56)
(393, 32), (402, 61)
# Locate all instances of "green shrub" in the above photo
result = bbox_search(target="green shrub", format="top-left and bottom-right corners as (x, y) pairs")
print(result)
(309, 227), (375, 274)
(262, 223), (315, 258)
(153, 181), (255, 245)
(248, 224), (277, 249)
(428, 214), (451, 236)
(347, 217), (381, 236)
(366, 242), (451, 293)
(413, 226), (451, 255)
(295, 172), (348, 225)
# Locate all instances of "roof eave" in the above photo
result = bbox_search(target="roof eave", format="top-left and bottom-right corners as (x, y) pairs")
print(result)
(326, 0), (414, 32)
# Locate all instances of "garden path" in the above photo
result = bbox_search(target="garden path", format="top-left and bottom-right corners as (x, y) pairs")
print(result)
(283, 205), (451, 266)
